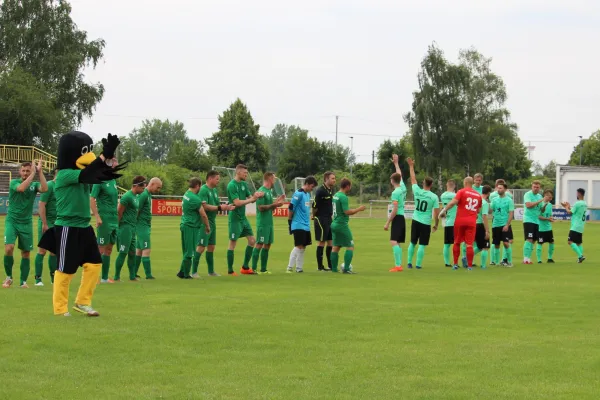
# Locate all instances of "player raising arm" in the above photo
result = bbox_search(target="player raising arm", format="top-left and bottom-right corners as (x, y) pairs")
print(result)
(384, 154), (407, 272)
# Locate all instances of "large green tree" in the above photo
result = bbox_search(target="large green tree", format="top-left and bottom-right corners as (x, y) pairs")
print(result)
(278, 129), (322, 180)
(264, 124), (290, 172)
(568, 130), (600, 166)
(166, 139), (213, 172)
(207, 99), (269, 171)
(132, 119), (188, 164)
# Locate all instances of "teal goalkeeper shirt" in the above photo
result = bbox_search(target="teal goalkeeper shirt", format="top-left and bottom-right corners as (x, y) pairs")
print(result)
(523, 190), (543, 224)
(491, 195), (514, 228)
(440, 191), (456, 227)
(411, 184), (439, 226)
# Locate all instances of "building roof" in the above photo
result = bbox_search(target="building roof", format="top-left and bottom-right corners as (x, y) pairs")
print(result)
(557, 165), (600, 173)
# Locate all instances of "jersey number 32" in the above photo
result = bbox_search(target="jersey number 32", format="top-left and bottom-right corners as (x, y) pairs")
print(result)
(465, 198), (479, 211)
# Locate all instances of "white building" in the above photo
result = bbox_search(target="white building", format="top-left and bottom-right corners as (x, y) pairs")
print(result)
(555, 165), (600, 208)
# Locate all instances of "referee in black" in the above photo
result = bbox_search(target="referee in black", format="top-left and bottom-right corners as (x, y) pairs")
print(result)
(312, 171), (336, 271)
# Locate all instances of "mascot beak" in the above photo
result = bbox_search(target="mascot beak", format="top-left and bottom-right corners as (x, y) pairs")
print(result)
(76, 152), (97, 169)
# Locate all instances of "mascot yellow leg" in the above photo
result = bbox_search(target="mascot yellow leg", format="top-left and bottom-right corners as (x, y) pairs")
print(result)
(75, 263), (101, 306)
(53, 271), (75, 315)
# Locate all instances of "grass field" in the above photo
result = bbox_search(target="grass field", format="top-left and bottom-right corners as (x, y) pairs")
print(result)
(0, 215), (599, 400)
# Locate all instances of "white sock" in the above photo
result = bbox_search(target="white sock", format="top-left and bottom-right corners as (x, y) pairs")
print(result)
(287, 248), (298, 269)
(296, 248), (306, 271)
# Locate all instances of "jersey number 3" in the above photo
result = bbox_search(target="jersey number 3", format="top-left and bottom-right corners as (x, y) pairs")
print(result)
(465, 198), (479, 211)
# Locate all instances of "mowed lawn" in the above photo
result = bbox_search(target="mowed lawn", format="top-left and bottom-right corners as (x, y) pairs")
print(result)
(0, 215), (599, 400)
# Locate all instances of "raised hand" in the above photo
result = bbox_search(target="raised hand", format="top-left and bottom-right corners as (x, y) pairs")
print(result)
(406, 157), (414, 167)
(36, 158), (44, 172)
(392, 154), (399, 164)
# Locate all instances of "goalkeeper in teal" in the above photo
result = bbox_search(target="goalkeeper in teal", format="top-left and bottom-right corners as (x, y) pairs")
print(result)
(439, 180), (457, 267)
(536, 189), (555, 263)
(35, 170), (57, 286)
(134, 177), (163, 279)
(405, 157), (440, 269)
(561, 188), (587, 263)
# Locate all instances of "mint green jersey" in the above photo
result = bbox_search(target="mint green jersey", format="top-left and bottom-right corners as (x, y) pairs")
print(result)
(411, 184), (439, 226)
(539, 203), (553, 232)
(391, 182), (407, 216)
(490, 195), (514, 228)
(440, 191), (456, 227)
(570, 200), (587, 233)
(477, 200), (490, 224)
(473, 185), (483, 194)
(489, 190), (512, 203)
(523, 190), (543, 224)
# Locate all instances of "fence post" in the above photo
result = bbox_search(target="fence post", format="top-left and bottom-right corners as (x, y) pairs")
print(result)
(359, 183), (363, 203)
(378, 182), (381, 198)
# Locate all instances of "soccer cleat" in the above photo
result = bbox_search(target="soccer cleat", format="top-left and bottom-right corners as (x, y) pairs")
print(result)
(480, 265), (486, 269)
(467, 267), (473, 271)
(73, 304), (100, 317)
(183, 276), (193, 280)
(343, 270), (356, 274)
(258, 270), (272, 275)
(296, 269), (304, 273)
(20, 282), (29, 288)
(415, 265), (422, 270)
(461, 257), (468, 268)
(129, 278), (140, 282)
(240, 268), (254, 275)
(176, 271), (184, 279)
(523, 260), (533, 265)
(407, 263), (413, 269)
(389, 266), (403, 272)
(208, 272), (221, 277)
(578, 256), (586, 264)
(62, 312), (72, 317)
(146, 276), (156, 280)
(135, 275), (141, 279)
(452, 265), (459, 270)
(537, 261), (543, 264)
(490, 262), (496, 266)
(286, 268), (293, 274)
(502, 258), (508, 265)
(100, 279), (115, 284)
(2, 277), (13, 288)
(445, 264), (452, 268)
(191, 273), (201, 279)
(228, 271), (238, 276)
(35, 281), (44, 287)
(322, 268), (332, 272)
(547, 259), (555, 264)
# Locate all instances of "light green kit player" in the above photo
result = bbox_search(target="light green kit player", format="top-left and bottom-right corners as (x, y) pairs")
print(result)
(115, 178), (144, 281)
(523, 182), (544, 263)
(440, 181), (457, 267)
(134, 178), (162, 280)
(384, 155), (406, 272)
(563, 188), (587, 263)
(490, 186), (514, 266)
(3, 161), (47, 288)
(35, 176), (57, 286)
(179, 178), (210, 279)
(91, 179), (119, 283)
(536, 190), (555, 263)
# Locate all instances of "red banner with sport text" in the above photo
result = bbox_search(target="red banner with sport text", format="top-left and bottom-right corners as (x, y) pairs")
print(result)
(151, 199), (291, 217)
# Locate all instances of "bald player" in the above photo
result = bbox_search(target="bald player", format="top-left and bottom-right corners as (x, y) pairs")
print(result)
(134, 177), (163, 279)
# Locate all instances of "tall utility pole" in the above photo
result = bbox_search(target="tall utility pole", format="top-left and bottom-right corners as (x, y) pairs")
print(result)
(350, 136), (354, 177)
(335, 115), (339, 146)
(372, 150), (375, 165)
(578, 136), (583, 165)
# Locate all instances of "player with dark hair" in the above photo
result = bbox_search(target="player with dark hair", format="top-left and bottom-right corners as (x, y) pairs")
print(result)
(287, 176), (317, 273)
(439, 179), (456, 267)
(562, 188), (587, 263)
(384, 154), (406, 272)
(34, 169), (57, 286)
(522, 180), (544, 264)
(313, 171), (336, 271)
(474, 185), (492, 268)
(134, 177), (163, 279)
(253, 172), (285, 274)
(114, 176), (145, 281)
(179, 178), (211, 279)
(490, 182), (514, 266)
(489, 179), (512, 264)
(537, 189), (555, 263)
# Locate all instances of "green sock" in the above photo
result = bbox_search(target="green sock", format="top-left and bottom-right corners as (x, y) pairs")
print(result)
(331, 252), (339, 272)
(260, 249), (269, 272)
(243, 246), (253, 269)
(443, 244), (451, 265)
(548, 243), (555, 260)
(494, 247), (501, 264)
(473, 244), (480, 257)
(505, 246), (512, 263)
(35, 254), (44, 281)
(192, 252), (201, 274)
(135, 255), (142, 275)
(206, 252), (215, 274)
(524, 241), (533, 259)
(227, 250), (234, 273)
(115, 253), (127, 280)
(20, 258), (30, 285)
(127, 253), (136, 279)
(101, 254), (111, 280)
(393, 245), (402, 267)
(579, 244), (584, 256)
(536, 244), (543, 262)
(142, 257), (152, 278)
(343, 250), (354, 272)
(490, 247), (496, 263)
(481, 250), (488, 268)
(179, 259), (184, 274)
(4, 255), (14, 277)
(570, 243), (582, 257)
(407, 243), (416, 265)
(251, 247), (261, 271)
(183, 258), (192, 277)
(48, 255), (57, 283)
(416, 245), (426, 267)
(501, 246), (506, 261)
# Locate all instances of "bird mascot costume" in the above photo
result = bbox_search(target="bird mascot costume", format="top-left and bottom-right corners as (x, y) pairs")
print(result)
(39, 132), (125, 316)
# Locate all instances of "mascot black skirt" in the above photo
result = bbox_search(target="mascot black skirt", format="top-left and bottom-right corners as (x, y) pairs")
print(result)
(39, 132), (126, 316)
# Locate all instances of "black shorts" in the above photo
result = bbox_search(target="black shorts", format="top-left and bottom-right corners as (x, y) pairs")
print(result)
(292, 230), (312, 247)
(391, 215), (406, 243)
(523, 222), (539, 241)
(568, 230), (583, 245)
(538, 230), (554, 244)
(475, 223), (490, 249)
(492, 226), (513, 246)
(444, 226), (454, 245)
(38, 225), (102, 275)
(410, 220), (431, 246)
(314, 217), (332, 242)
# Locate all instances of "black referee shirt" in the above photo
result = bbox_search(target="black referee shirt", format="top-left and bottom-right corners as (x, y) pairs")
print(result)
(313, 185), (333, 219)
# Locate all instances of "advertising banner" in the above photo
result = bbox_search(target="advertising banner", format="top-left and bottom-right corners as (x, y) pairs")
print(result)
(0, 196), (40, 215)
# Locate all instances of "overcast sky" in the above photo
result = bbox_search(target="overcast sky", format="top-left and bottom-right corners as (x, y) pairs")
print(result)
(73, 0), (600, 168)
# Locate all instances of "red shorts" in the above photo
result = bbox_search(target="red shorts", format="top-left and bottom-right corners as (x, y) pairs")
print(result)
(454, 223), (476, 245)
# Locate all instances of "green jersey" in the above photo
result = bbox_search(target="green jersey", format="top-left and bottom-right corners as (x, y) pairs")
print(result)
(523, 190), (543, 224)
(137, 189), (152, 227)
(473, 185), (483, 194)
(539, 203), (553, 232)
(490, 195), (514, 228)
(412, 184), (439, 226)
(39, 180), (57, 224)
(391, 182), (407, 216)
(256, 186), (274, 227)
(569, 200), (587, 233)
(332, 191), (350, 226)
(477, 200), (490, 224)
(227, 179), (251, 221)
(119, 190), (139, 227)
(91, 179), (119, 224)
(8, 179), (41, 225)
(440, 191), (457, 227)
(54, 170), (92, 228)
(489, 190), (512, 203)
(181, 189), (203, 228)
(199, 184), (220, 222)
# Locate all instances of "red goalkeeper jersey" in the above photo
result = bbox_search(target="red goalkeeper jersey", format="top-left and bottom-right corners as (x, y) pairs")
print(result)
(454, 188), (482, 225)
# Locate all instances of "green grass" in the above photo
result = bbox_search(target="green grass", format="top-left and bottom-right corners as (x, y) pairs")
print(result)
(1, 216), (599, 400)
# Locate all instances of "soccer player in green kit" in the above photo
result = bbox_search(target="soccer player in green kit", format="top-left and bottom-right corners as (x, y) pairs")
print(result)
(490, 182), (514, 267)
(35, 169), (57, 286)
(562, 188), (587, 263)
(91, 159), (119, 284)
(3, 160), (47, 288)
(384, 154), (406, 272)
(439, 180), (457, 267)
(227, 164), (264, 276)
(537, 190), (555, 263)
(331, 178), (366, 273)
(114, 176), (145, 281)
(405, 157), (440, 269)
(522, 180), (544, 264)
(489, 179), (512, 265)
(179, 178), (210, 279)
(134, 177), (162, 279)
(252, 172), (286, 274)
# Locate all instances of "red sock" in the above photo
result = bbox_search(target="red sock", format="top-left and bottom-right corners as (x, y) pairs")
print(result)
(466, 245), (474, 267)
(452, 243), (460, 265)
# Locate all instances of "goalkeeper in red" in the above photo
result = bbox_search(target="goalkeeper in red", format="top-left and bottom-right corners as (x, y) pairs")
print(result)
(439, 177), (482, 271)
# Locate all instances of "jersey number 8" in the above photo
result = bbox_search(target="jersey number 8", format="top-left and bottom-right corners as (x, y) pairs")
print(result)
(465, 198), (479, 211)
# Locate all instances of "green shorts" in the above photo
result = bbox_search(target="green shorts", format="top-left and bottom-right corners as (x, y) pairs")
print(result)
(198, 220), (216, 247)
(256, 225), (275, 245)
(228, 217), (253, 241)
(4, 220), (34, 251)
(97, 222), (118, 246)
(117, 225), (136, 254)
(37, 219), (55, 243)
(136, 225), (151, 250)
(332, 224), (354, 248)
(181, 225), (201, 258)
